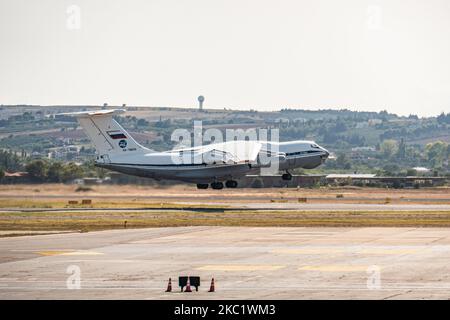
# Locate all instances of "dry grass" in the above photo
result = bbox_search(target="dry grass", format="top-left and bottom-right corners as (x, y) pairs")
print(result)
(0, 199), (226, 209)
(1, 209), (450, 234)
(1, 184), (449, 236)
(0, 184), (449, 205)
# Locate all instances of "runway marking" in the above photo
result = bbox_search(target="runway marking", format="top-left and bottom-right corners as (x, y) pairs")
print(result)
(62, 251), (103, 256)
(273, 248), (421, 255)
(37, 251), (72, 256)
(197, 265), (285, 271)
(358, 248), (420, 255)
(37, 250), (103, 256)
(299, 265), (379, 272)
(272, 248), (343, 254)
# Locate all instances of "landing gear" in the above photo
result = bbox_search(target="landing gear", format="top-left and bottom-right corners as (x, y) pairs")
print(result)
(282, 172), (292, 181)
(199, 181), (236, 190)
(225, 180), (238, 188)
(211, 182), (224, 190)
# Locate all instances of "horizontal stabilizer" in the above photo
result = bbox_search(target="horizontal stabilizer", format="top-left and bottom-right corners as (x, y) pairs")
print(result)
(56, 109), (125, 118)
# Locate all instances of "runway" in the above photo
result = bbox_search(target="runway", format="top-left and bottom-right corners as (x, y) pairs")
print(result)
(229, 203), (450, 211)
(2, 203), (450, 213)
(1, 227), (450, 299)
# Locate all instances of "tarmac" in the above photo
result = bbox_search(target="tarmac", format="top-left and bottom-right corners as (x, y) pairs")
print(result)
(1, 226), (450, 299)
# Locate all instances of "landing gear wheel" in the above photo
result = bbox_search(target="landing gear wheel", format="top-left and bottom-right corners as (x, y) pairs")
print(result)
(196, 183), (209, 189)
(282, 172), (293, 181)
(211, 182), (224, 190)
(225, 180), (238, 188)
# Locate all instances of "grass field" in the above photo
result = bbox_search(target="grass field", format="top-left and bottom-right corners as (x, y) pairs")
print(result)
(0, 198), (226, 209)
(1, 209), (450, 236)
(1, 184), (449, 236)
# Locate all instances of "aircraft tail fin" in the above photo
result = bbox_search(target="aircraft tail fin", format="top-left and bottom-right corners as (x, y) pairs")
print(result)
(59, 109), (148, 155)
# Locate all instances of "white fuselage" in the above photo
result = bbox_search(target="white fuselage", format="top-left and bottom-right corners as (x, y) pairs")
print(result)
(95, 140), (329, 183)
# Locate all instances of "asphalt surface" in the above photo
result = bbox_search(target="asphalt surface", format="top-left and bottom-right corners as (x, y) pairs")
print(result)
(1, 227), (450, 299)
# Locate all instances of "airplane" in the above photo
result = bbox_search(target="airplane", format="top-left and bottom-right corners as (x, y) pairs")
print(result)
(64, 109), (329, 189)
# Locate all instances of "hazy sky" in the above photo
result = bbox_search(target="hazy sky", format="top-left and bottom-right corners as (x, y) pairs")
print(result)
(1, 0), (450, 116)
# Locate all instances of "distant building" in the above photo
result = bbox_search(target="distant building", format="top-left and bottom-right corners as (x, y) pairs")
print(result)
(293, 118), (307, 123)
(368, 119), (382, 126)
(325, 173), (447, 188)
(31, 151), (44, 159)
(274, 118), (290, 124)
(48, 145), (80, 160)
(237, 174), (325, 188)
(2, 171), (30, 184)
(326, 173), (377, 179)
(412, 167), (431, 175)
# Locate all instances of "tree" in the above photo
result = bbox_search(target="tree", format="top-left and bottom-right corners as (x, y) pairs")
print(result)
(61, 162), (84, 182)
(25, 160), (47, 181)
(0, 150), (22, 171)
(47, 162), (64, 182)
(380, 140), (398, 158)
(0, 168), (4, 181)
(334, 119), (347, 132)
(137, 118), (149, 127)
(437, 112), (450, 124)
(323, 131), (338, 143)
(336, 153), (351, 170)
(397, 138), (406, 159)
(382, 164), (400, 176)
(425, 141), (448, 169)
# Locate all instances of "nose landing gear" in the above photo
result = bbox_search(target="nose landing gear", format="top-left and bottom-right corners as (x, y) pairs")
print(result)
(282, 171), (293, 181)
(196, 183), (209, 189)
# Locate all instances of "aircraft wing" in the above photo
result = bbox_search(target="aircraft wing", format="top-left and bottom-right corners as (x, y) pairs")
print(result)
(194, 141), (262, 165)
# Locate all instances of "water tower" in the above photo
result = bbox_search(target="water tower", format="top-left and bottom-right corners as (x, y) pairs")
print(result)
(197, 95), (205, 111)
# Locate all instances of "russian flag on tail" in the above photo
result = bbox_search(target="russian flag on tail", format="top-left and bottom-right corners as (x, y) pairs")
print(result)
(107, 130), (127, 139)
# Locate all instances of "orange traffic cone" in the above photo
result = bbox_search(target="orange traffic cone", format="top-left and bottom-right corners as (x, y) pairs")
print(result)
(184, 277), (192, 292)
(165, 278), (172, 292)
(208, 278), (215, 292)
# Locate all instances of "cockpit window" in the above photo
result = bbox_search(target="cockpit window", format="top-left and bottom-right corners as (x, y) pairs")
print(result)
(311, 144), (320, 149)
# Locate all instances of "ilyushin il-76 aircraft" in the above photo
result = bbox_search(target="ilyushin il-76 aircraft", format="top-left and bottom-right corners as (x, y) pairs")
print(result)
(65, 109), (329, 189)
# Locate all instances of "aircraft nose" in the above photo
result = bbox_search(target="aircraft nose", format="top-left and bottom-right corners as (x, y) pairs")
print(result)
(321, 147), (330, 158)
